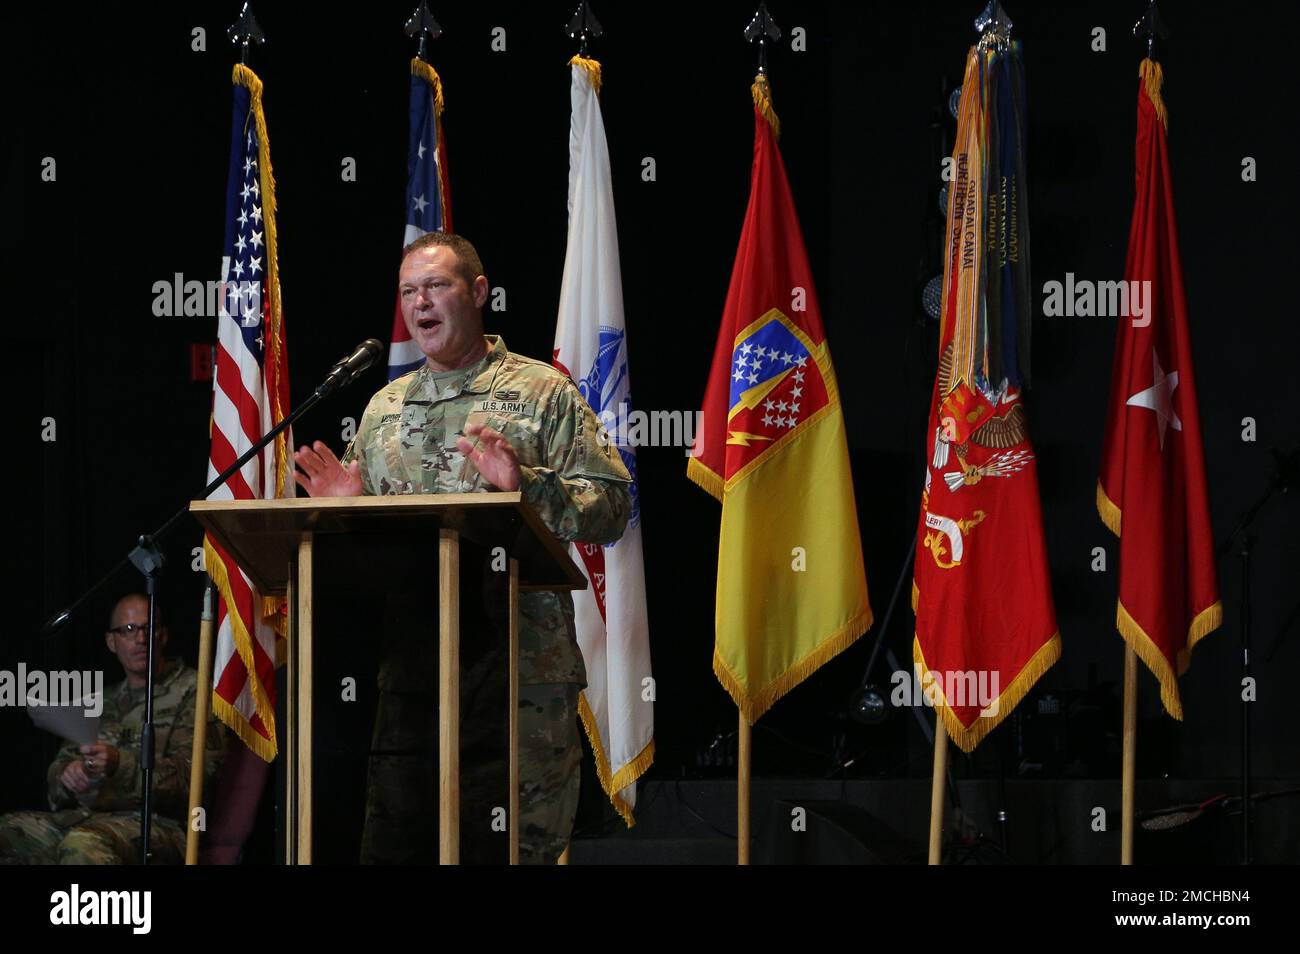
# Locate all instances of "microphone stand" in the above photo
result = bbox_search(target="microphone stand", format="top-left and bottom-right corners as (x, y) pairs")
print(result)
(43, 352), (376, 864)
(1213, 445), (1297, 866)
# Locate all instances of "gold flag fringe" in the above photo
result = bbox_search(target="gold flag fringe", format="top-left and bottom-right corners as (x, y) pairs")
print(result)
(1117, 599), (1183, 719)
(1096, 480), (1122, 536)
(914, 629), (1062, 754)
(203, 538), (278, 761)
(1098, 482), (1223, 716)
(569, 55), (603, 96)
(1139, 58), (1168, 131)
(1186, 599), (1223, 655)
(714, 605), (873, 725)
(751, 74), (780, 138)
(411, 58), (445, 116)
(685, 456), (724, 502)
(577, 693), (653, 827)
(1116, 597), (1223, 721)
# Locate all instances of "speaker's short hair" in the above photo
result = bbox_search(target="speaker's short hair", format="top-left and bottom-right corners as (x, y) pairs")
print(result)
(400, 232), (484, 286)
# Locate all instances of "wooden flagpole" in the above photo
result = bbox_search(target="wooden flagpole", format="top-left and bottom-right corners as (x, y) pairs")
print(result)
(738, 710), (751, 865)
(508, 558), (520, 865)
(928, 717), (948, 864)
(185, 582), (216, 865)
(1121, 644), (1138, 864)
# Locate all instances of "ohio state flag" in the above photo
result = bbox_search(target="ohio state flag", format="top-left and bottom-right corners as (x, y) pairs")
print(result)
(1097, 59), (1222, 719)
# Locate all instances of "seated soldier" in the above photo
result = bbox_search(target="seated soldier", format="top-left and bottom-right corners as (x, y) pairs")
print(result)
(0, 593), (225, 864)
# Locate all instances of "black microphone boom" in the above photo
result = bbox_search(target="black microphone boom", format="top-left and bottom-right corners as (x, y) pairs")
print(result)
(43, 337), (387, 635)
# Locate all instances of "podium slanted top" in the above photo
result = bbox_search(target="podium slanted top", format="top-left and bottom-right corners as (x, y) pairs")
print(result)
(190, 492), (587, 594)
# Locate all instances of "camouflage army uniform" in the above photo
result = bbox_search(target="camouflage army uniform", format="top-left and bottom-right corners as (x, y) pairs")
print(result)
(342, 334), (631, 864)
(0, 660), (225, 865)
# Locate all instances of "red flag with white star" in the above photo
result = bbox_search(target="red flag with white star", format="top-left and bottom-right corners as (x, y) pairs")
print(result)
(1097, 59), (1222, 720)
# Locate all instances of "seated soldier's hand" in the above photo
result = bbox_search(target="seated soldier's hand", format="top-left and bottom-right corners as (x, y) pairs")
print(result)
(293, 441), (363, 497)
(79, 742), (120, 780)
(457, 424), (522, 491)
(61, 760), (92, 793)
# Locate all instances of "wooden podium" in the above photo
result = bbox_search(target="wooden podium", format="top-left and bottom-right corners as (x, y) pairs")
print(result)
(190, 493), (585, 865)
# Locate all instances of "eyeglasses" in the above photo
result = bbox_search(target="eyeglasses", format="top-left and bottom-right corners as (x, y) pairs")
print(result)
(107, 623), (151, 637)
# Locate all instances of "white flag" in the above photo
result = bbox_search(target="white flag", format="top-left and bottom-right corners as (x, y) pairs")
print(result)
(553, 56), (654, 824)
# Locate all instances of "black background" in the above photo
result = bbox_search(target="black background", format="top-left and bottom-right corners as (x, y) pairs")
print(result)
(4, 0), (1298, 841)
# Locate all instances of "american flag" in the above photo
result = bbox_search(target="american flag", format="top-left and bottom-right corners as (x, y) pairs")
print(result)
(202, 64), (291, 760)
(388, 58), (453, 379)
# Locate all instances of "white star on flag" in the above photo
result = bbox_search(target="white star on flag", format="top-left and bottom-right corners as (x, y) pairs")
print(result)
(1126, 347), (1182, 451)
(413, 193), (428, 214)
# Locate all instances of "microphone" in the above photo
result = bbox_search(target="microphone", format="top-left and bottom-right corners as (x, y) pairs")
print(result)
(317, 339), (384, 395)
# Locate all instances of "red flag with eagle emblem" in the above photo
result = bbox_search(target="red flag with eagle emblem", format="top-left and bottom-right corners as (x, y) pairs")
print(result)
(912, 40), (1060, 752)
(1097, 60), (1222, 719)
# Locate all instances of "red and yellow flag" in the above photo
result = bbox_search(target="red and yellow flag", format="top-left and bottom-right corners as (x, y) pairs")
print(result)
(912, 43), (1060, 752)
(1097, 60), (1222, 718)
(688, 76), (872, 724)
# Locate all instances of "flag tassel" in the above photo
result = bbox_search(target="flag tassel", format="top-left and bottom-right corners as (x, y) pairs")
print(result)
(1139, 58), (1168, 130)
(750, 74), (780, 137)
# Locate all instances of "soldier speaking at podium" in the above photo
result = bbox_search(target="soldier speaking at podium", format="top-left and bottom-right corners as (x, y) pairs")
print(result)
(292, 232), (632, 863)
